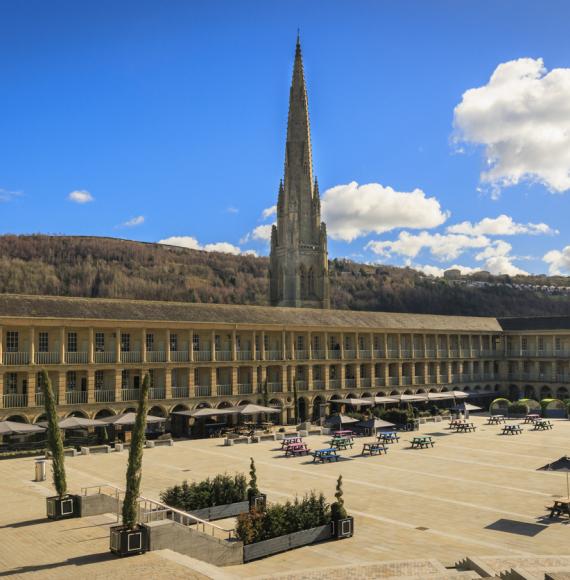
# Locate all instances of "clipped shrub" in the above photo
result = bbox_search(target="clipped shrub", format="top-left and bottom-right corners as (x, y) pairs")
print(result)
(247, 458), (259, 502)
(330, 475), (347, 522)
(508, 402), (528, 416)
(489, 398), (510, 414)
(379, 409), (410, 425)
(235, 491), (330, 545)
(160, 473), (247, 511)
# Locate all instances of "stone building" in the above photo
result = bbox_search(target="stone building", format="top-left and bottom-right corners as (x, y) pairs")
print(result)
(269, 36), (330, 309)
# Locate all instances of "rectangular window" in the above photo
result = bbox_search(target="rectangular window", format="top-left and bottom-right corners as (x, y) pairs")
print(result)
(297, 366), (305, 379)
(314, 366), (322, 380)
(67, 332), (77, 353)
(6, 372), (17, 393)
(121, 333), (130, 352)
(263, 334), (269, 351)
(313, 335), (320, 351)
(95, 332), (105, 352)
(146, 333), (154, 351)
(556, 337), (562, 351)
(192, 334), (200, 351)
(538, 337), (545, 351)
(36, 372), (46, 392)
(344, 335), (351, 350)
(95, 370), (104, 389)
(66, 371), (77, 391)
(215, 335), (221, 350)
(329, 335), (337, 350)
(121, 370), (129, 389)
(521, 338), (528, 351)
(38, 332), (49, 353)
(170, 333), (178, 352)
(235, 335), (241, 350)
(296, 335), (304, 351)
(359, 336), (365, 350)
(194, 368), (200, 384)
(6, 331), (18, 352)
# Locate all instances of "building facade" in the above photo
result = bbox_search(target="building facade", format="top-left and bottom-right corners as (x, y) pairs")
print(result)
(269, 37), (330, 309)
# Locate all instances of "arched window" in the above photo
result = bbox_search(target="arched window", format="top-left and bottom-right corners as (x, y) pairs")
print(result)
(278, 267), (284, 300)
(308, 267), (315, 296)
(299, 266), (307, 299)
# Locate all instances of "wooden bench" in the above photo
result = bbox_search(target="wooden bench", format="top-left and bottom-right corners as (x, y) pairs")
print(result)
(327, 438), (353, 450)
(284, 443), (310, 457)
(533, 420), (553, 431)
(312, 448), (339, 463)
(523, 414), (541, 424)
(377, 432), (400, 444)
(411, 436), (434, 449)
(487, 415), (506, 425)
(455, 422), (476, 433)
(361, 442), (387, 456)
(280, 437), (303, 449)
(501, 425), (522, 435)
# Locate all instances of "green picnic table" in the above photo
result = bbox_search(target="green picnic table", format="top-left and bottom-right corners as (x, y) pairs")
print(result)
(327, 437), (354, 450)
(411, 436), (434, 449)
(361, 442), (388, 456)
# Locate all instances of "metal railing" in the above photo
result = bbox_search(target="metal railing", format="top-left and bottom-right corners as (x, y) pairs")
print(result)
(149, 387), (166, 400)
(34, 392), (45, 406)
(329, 379), (341, 389)
(195, 385), (211, 397)
(295, 350), (308, 360)
(360, 378), (371, 388)
(313, 380), (325, 390)
(265, 350), (282, 361)
(95, 351), (116, 364)
(194, 351), (211, 362)
(267, 382), (282, 393)
(95, 390), (115, 403)
(170, 351), (189, 363)
(237, 383), (253, 395)
(344, 350), (356, 359)
(35, 352), (59, 365)
(3, 393), (28, 408)
(295, 380), (307, 390)
(216, 384), (232, 396)
(121, 351), (141, 363)
(121, 388), (140, 401)
(237, 351), (252, 361)
(66, 391), (87, 405)
(147, 351), (166, 363)
(312, 350), (325, 360)
(359, 350), (371, 359)
(172, 386), (189, 398)
(215, 351), (232, 361)
(65, 352), (88, 364)
(2, 352), (29, 365)
(374, 377), (385, 387)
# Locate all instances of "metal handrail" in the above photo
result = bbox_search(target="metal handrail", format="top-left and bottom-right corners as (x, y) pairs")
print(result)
(80, 484), (235, 540)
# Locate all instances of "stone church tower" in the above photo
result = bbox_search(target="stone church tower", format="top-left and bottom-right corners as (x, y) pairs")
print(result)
(269, 36), (330, 309)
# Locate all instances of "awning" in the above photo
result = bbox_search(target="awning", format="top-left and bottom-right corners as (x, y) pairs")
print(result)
(393, 394), (428, 402)
(334, 398), (375, 406)
(364, 396), (400, 404)
(101, 412), (166, 426)
(0, 421), (46, 435)
(38, 417), (107, 430)
(172, 404), (281, 419)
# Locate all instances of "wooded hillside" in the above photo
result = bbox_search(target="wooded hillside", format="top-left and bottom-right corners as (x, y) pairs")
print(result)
(1, 234), (569, 317)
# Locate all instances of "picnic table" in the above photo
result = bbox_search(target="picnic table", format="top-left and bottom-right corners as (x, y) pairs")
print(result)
(487, 415), (506, 425)
(333, 430), (354, 438)
(284, 442), (310, 457)
(532, 420), (553, 431)
(501, 425), (522, 435)
(449, 419), (468, 428)
(547, 499), (570, 518)
(327, 437), (353, 450)
(377, 431), (400, 444)
(280, 436), (303, 449)
(523, 414), (541, 424)
(411, 435), (434, 449)
(361, 442), (388, 456)
(455, 422), (476, 433)
(312, 448), (339, 463)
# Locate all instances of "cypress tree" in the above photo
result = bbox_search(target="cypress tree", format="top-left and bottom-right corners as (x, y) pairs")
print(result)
(331, 475), (347, 521)
(42, 369), (67, 498)
(293, 381), (298, 423)
(248, 457), (259, 502)
(122, 373), (149, 529)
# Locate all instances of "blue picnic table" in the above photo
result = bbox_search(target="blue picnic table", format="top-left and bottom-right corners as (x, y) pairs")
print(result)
(312, 448), (339, 463)
(377, 431), (400, 444)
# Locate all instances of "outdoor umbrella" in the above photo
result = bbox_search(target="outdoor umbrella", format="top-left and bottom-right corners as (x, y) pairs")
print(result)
(0, 421), (46, 436)
(538, 456), (570, 499)
(38, 417), (106, 430)
(453, 403), (482, 412)
(335, 398), (374, 406)
(236, 404), (281, 416)
(101, 412), (166, 426)
(394, 394), (428, 402)
(172, 407), (240, 418)
(364, 396), (399, 404)
(327, 414), (359, 426)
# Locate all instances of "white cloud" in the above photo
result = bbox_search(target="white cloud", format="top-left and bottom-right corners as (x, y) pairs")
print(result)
(261, 205), (277, 220)
(474, 240), (528, 275)
(474, 240), (512, 261)
(544, 246), (570, 275)
(454, 57), (570, 194)
(68, 190), (94, 204)
(321, 181), (449, 242)
(121, 215), (145, 227)
(0, 188), (22, 202)
(365, 231), (490, 261)
(226, 206), (239, 214)
(448, 214), (558, 236)
(240, 223), (274, 245)
(410, 263), (480, 277)
(158, 236), (251, 256)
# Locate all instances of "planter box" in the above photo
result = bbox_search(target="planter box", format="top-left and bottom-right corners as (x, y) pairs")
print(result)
(188, 501), (249, 521)
(46, 495), (80, 520)
(109, 525), (148, 557)
(331, 516), (354, 539)
(243, 524), (332, 562)
(249, 493), (267, 512)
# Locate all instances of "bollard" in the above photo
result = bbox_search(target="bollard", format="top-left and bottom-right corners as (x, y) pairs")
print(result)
(35, 459), (47, 482)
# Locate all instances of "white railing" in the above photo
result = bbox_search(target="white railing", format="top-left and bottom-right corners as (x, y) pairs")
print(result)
(267, 382), (282, 393)
(313, 380), (325, 390)
(360, 350), (371, 359)
(426, 375), (436, 384)
(237, 351), (252, 361)
(361, 378), (371, 388)
(215, 351), (232, 361)
(296, 350), (308, 360)
(95, 390), (115, 403)
(66, 391), (87, 405)
(172, 386), (189, 398)
(35, 352), (59, 365)
(194, 350), (211, 362)
(149, 388), (166, 400)
(65, 352), (88, 364)
(345, 378), (356, 388)
(387, 377), (398, 386)
(400, 349), (412, 358)
(2, 352), (29, 365)
(344, 350), (356, 359)
(170, 351), (189, 363)
(373, 349), (385, 358)
(312, 350), (325, 360)
(216, 384), (232, 396)
(329, 350), (341, 359)
(34, 392), (45, 406)
(3, 393), (28, 408)
(295, 381), (307, 390)
(266, 350), (282, 361)
(95, 351), (116, 363)
(329, 379), (341, 389)
(387, 349), (399, 358)
(238, 383), (253, 395)
(121, 388), (140, 401)
(147, 351), (166, 363)
(375, 377), (385, 387)
(121, 351), (141, 363)
(195, 385), (211, 397)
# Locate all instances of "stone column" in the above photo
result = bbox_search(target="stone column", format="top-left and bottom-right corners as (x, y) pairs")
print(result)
(324, 364), (330, 391)
(340, 363), (346, 390)
(339, 333), (345, 359)
(0, 372), (4, 409)
(307, 365), (313, 391)
(0, 326), (3, 366)
(307, 332), (312, 360)
(289, 332), (295, 361)
(28, 371), (36, 406)
(29, 327), (35, 366)
(232, 330), (238, 362)
(260, 331), (266, 361)
(354, 363), (361, 390)
(211, 330), (217, 362)
(60, 327), (66, 366)
(281, 364), (288, 392)
(57, 371), (66, 406)
(281, 330), (287, 360)
(231, 367), (238, 396)
(188, 330), (194, 362)
(115, 329), (121, 364)
(114, 369), (122, 403)
(165, 367), (172, 400)
(88, 328), (94, 364)
(87, 369), (95, 404)
(141, 329), (147, 363)
(188, 366), (195, 398)
(166, 330), (171, 363)
(355, 333), (360, 360)
(252, 331), (257, 361)
(324, 332), (329, 360)
(383, 333), (388, 358)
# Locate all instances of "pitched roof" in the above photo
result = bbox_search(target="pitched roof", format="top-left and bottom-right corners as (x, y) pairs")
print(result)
(499, 316), (570, 331)
(0, 293), (503, 332)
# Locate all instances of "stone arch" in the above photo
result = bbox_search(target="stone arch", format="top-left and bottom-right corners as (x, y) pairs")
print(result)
(463, 386), (471, 392)
(494, 384), (501, 392)
(5, 414), (29, 423)
(441, 387), (449, 392)
(298, 396), (308, 422)
(33, 413), (48, 424)
(362, 392), (372, 398)
(376, 391), (387, 397)
(149, 405), (167, 418)
(523, 384), (535, 398)
(65, 410), (88, 419)
(94, 408), (115, 419)
(474, 385), (482, 393)
(540, 385), (552, 399)
(508, 384), (520, 400)
(556, 386), (569, 399)
(312, 395), (325, 422)
(346, 393), (357, 399)
(404, 389), (413, 395)
(195, 402), (212, 410)
(238, 400), (252, 406)
(389, 390), (399, 396)
(171, 404), (190, 413)
(416, 389), (426, 394)
(484, 385), (492, 392)
(428, 388), (438, 393)
(329, 394), (342, 414)
(122, 407), (136, 414)
(217, 401), (233, 409)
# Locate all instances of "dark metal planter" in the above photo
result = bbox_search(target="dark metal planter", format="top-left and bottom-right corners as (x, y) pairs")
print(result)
(46, 495), (80, 520)
(248, 493), (267, 512)
(109, 525), (148, 557)
(331, 516), (354, 539)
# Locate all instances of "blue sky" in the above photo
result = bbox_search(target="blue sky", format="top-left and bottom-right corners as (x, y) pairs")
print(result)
(2, 0), (570, 276)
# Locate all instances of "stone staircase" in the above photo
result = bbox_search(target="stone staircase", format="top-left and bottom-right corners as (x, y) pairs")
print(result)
(454, 556), (570, 579)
